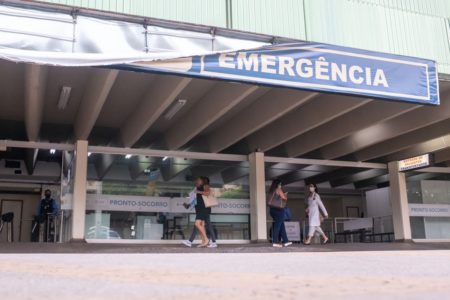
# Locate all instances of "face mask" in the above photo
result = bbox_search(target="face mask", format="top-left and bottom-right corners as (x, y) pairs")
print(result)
(309, 187), (315, 193)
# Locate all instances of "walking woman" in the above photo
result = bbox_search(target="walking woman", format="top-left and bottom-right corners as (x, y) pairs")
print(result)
(304, 183), (329, 245)
(268, 179), (292, 248)
(193, 176), (211, 248)
(182, 176), (218, 248)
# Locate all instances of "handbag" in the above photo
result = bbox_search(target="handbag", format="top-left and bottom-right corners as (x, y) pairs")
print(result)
(202, 190), (219, 208)
(267, 191), (286, 209)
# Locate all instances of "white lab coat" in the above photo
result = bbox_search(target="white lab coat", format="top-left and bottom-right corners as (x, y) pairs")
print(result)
(307, 193), (328, 227)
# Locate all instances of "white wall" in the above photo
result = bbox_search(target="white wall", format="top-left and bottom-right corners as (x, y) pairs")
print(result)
(365, 187), (392, 217)
(365, 187), (394, 233)
(0, 193), (40, 242)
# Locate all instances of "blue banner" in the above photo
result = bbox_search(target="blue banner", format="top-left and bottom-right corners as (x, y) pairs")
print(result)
(130, 42), (440, 105)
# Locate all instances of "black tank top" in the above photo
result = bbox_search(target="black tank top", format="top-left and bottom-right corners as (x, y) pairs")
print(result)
(196, 185), (205, 208)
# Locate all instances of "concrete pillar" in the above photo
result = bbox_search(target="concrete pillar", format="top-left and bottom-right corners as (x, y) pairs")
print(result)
(388, 161), (412, 241)
(249, 152), (267, 242)
(71, 140), (88, 241)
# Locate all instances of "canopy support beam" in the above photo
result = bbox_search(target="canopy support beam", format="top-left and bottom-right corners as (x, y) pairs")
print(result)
(24, 64), (48, 142)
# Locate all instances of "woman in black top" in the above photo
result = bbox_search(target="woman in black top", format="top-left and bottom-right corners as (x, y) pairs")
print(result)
(195, 176), (210, 247)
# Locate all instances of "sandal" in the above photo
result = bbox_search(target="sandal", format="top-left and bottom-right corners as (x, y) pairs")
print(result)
(197, 240), (210, 248)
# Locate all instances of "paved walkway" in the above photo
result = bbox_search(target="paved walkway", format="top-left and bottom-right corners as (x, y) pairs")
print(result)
(0, 241), (449, 253)
(0, 248), (449, 300)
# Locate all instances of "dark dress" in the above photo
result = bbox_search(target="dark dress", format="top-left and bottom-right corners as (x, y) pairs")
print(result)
(195, 185), (211, 221)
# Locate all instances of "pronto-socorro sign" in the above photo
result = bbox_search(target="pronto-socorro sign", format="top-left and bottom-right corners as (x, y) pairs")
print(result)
(85, 194), (250, 214)
(409, 204), (450, 217)
(132, 42), (439, 105)
(399, 154), (433, 172)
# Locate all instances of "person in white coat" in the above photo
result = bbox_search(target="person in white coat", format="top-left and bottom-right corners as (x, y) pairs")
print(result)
(304, 183), (329, 245)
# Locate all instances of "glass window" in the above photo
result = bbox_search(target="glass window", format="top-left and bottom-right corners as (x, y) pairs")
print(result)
(59, 150), (74, 242)
(406, 174), (450, 239)
(84, 154), (250, 241)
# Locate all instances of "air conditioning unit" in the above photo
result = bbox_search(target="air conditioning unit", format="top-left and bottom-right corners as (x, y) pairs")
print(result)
(5, 160), (21, 169)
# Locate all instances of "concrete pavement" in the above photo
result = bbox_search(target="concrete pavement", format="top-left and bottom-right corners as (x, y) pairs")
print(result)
(1, 241), (450, 253)
(0, 244), (449, 299)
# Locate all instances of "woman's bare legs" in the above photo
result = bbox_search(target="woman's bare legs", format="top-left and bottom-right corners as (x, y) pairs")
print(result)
(195, 220), (209, 247)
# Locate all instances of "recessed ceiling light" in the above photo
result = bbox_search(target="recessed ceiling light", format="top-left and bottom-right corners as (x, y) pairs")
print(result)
(58, 86), (72, 110)
(164, 99), (187, 120)
(50, 149), (56, 155)
(125, 154), (132, 159)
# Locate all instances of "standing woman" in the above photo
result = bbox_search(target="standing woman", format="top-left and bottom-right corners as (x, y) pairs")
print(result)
(304, 183), (329, 245)
(194, 176), (211, 248)
(268, 179), (292, 248)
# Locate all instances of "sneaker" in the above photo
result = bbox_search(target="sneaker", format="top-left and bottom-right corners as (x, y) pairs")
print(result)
(272, 243), (283, 248)
(207, 242), (218, 248)
(283, 242), (293, 247)
(182, 240), (192, 247)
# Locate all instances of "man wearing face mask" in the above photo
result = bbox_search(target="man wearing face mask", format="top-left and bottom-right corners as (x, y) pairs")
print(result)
(38, 190), (58, 217)
(36, 189), (59, 242)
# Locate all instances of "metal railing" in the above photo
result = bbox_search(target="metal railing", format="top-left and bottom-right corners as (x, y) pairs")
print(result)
(333, 216), (394, 243)
(29, 212), (66, 243)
